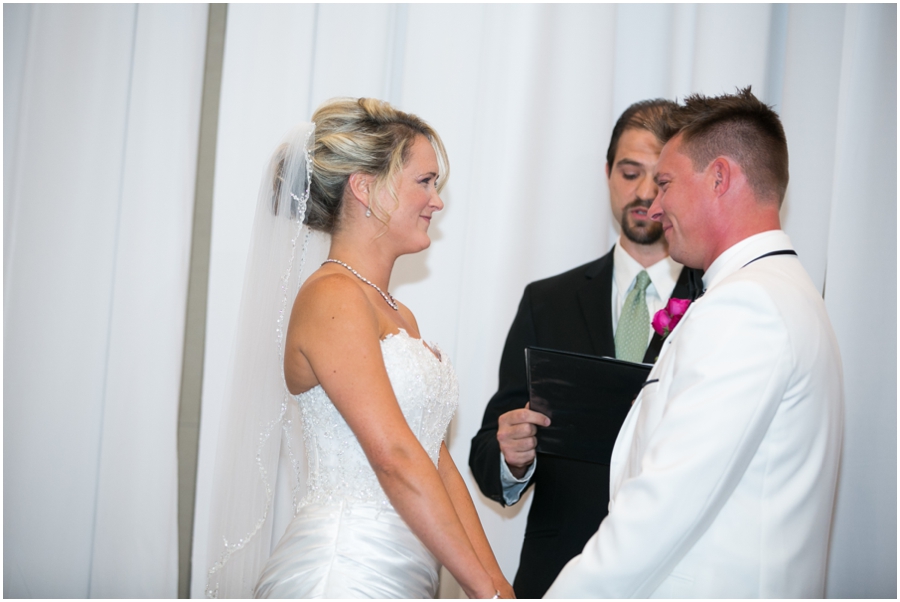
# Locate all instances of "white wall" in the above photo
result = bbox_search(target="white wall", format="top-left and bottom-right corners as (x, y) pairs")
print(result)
(4, 3), (895, 598)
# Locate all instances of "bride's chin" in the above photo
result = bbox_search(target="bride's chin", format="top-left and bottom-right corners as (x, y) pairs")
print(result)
(409, 235), (431, 253)
(391, 231), (431, 256)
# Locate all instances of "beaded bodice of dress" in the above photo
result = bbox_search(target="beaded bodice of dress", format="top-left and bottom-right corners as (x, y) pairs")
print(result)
(295, 328), (458, 508)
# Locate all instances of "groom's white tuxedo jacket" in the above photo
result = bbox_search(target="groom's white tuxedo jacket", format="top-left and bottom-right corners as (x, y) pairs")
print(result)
(545, 230), (843, 598)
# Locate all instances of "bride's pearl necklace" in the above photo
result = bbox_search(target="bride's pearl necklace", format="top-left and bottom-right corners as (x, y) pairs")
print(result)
(323, 259), (399, 311)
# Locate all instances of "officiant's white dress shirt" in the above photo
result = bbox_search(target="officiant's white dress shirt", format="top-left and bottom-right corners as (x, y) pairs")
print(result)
(545, 230), (844, 598)
(610, 240), (680, 337)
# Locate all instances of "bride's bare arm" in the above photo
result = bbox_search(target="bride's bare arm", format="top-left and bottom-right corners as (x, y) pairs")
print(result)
(288, 274), (496, 599)
(438, 443), (516, 598)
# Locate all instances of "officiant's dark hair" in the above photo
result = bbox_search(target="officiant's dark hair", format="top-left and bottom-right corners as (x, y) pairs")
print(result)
(606, 98), (678, 172)
(649, 87), (789, 206)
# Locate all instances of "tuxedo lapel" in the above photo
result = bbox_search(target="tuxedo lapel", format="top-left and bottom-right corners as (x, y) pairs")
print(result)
(642, 266), (702, 363)
(577, 251), (616, 358)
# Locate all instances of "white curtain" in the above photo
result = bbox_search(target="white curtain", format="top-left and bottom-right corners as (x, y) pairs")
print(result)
(3, 3), (207, 598)
(4, 4), (894, 599)
(819, 5), (897, 596)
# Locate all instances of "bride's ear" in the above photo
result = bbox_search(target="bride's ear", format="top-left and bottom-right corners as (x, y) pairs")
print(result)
(347, 173), (373, 212)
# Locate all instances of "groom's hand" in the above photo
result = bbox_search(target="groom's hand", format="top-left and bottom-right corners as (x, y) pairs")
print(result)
(497, 402), (551, 479)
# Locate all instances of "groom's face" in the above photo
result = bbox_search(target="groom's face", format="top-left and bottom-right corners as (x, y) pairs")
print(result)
(606, 128), (664, 246)
(650, 134), (714, 270)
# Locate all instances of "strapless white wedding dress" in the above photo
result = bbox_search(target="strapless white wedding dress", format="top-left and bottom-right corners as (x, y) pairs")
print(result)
(254, 329), (458, 598)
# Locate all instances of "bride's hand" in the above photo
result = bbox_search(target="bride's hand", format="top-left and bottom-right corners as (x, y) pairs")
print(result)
(459, 567), (500, 599)
(493, 579), (515, 599)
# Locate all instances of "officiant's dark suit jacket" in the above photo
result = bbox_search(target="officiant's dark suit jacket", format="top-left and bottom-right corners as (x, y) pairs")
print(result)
(469, 247), (699, 599)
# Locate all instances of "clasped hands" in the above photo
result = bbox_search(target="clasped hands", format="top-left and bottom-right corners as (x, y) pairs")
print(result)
(497, 402), (551, 479)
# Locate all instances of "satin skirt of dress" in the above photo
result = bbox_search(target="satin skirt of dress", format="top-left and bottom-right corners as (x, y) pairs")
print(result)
(254, 501), (440, 598)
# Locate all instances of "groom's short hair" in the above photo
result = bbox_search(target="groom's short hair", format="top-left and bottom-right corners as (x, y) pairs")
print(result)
(650, 87), (790, 205)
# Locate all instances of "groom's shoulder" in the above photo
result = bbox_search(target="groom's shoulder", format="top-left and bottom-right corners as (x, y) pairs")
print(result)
(526, 250), (613, 299)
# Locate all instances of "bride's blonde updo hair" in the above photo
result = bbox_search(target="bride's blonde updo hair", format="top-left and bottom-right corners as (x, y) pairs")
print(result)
(305, 97), (449, 234)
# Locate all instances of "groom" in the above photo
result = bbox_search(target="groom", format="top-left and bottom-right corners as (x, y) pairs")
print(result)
(545, 87), (844, 598)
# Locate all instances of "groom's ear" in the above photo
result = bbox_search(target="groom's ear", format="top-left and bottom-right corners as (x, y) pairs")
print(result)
(709, 157), (732, 197)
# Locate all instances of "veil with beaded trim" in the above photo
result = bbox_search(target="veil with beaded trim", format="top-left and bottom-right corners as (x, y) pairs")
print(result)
(203, 122), (330, 598)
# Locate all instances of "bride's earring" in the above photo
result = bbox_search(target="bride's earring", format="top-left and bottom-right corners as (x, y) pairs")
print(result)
(365, 206), (372, 218)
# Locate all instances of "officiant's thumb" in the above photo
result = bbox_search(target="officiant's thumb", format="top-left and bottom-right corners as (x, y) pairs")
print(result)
(525, 402), (551, 426)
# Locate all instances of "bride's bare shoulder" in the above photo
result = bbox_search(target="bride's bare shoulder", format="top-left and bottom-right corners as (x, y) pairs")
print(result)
(284, 271), (381, 393)
(291, 271), (378, 330)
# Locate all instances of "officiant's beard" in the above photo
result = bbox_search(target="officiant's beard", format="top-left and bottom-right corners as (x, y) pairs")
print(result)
(621, 200), (664, 245)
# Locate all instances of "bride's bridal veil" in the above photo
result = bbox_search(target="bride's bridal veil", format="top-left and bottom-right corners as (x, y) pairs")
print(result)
(204, 122), (329, 598)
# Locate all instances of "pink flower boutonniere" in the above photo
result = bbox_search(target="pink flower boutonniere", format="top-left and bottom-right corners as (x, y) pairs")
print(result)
(652, 297), (692, 338)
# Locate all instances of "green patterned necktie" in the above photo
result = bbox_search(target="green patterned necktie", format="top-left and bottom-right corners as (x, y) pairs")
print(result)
(615, 270), (652, 362)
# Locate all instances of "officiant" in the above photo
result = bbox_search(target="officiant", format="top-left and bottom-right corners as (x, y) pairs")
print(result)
(468, 99), (701, 599)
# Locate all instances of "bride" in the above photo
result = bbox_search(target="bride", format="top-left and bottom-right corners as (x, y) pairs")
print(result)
(206, 98), (513, 599)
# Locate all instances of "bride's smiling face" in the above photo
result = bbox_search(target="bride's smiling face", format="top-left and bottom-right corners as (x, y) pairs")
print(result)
(382, 135), (444, 254)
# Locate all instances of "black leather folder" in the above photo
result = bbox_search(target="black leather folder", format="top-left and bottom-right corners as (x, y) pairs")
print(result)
(526, 346), (651, 465)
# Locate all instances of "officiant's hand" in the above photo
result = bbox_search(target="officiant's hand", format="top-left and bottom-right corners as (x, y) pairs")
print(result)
(497, 402), (551, 479)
